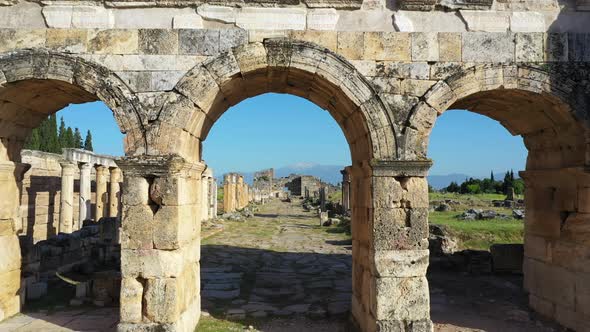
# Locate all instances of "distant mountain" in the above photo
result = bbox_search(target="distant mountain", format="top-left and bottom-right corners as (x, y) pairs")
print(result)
(427, 174), (471, 190)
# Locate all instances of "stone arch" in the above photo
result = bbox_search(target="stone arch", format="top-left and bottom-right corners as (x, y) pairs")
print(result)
(404, 63), (589, 166)
(0, 49), (147, 161)
(161, 38), (397, 164)
(408, 63), (590, 331)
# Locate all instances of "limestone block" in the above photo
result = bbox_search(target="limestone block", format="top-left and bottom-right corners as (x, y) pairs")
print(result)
(46, 29), (88, 53)
(510, 12), (546, 32)
(515, 33), (543, 62)
(121, 240), (200, 278)
(117, 71), (151, 92)
(179, 29), (219, 55)
(88, 30), (138, 54)
(524, 234), (551, 262)
(393, 11), (467, 32)
(409, 63), (430, 80)
(71, 6), (114, 29)
(248, 29), (289, 42)
(236, 8), (306, 31)
(0, 2), (45, 28)
(373, 276), (430, 321)
(233, 42), (267, 74)
(439, 0), (493, 10)
(0, 29), (46, 54)
(307, 9), (339, 31)
(42, 6), (73, 29)
(548, 13), (590, 33)
(0, 220), (13, 237)
(460, 10), (509, 32)
(552, 241), (590, 273)
(121, 205), (154, 250)
(576, 271), (590, 316)
(219, 29), (248, 53)
(372, 207), (429, 250)
(0, 269), (20, 319)
(462, 32), (514, 63)
(364, 32), (411, 61)
(139, 29), (178, 55)
(114, 8), (194, 29)
(337, 31), (364, 60)
(120, 278), (143, 323)
(82, 54), (205, 72)
(197, 5), (236, 24)
(438, 32), (462, 62)
(545, 33), (568, 62)
(290, 30), (337, 52)
(411, 33), (439, 61)
(122, 176), (150, 206)
(525, 259), (576, 308)
(529, 294), (555, 318)
(372, 249), (429, 277)
(336, 10), (395, 32)
(561, 213), (590, 245)
(173, 14), (204, 29)
(0, 236), (21, 272)
(151, 71), (185, 91)
(145, 278), (180, 323)
(153, 205), (200, 249)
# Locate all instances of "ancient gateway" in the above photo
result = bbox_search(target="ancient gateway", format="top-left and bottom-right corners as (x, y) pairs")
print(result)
(0, 0), (589, 331)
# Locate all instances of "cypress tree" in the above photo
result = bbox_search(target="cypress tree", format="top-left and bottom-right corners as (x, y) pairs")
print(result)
(65, 127), (75, 148)
(74, 128), (83, 149)
(84, 130), (93, 151)
(490, 171), (494, 182)
(58, 117), (67, 149)
(24, 128), (41, 150)
(47, 114), (60, 153)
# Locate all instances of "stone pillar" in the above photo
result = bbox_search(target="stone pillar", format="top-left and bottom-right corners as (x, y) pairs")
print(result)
(236, 176), (244, 209)
(351, 160), (432, 332)
(212, 180), (218, 218)
(223, 174), (235, 213)
(109, 167), (122, 218)
(201, 169), (211, 221)
(117, 156), (203, 332)
(0, 161), (30, 322)
(78, 162), (92, 228)
(59, 161), (76, 234)
(520, 168), (590, 331)
(95, 165), (109, 221)
(341, 166), (352, 214)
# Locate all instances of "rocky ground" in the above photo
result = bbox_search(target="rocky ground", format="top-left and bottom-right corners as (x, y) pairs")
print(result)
(0, 198), (566, 332)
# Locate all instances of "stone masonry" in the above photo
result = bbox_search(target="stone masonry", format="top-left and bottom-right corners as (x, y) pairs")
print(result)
(0, 0), (589, 331)
(223, 173), (252, 213)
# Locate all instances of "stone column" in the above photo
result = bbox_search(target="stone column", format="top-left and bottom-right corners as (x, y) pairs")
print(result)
(223, 174), (234, 213)
(351, 160), (432, 332)
(212, 180), (218, 218)
(117, 156), (204, 332)
(59, 161), (76, 234)
(201, 170), (210, 221)
(95, 165), (109, 221)
(109, 167), (122, 218)
(341, 166), (351, 214)
(520, 167), (590, 331)
(0, 161), (30, 322)
(78, 162), (92, 228)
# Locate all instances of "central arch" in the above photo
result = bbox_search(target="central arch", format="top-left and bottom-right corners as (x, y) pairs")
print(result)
(139, 39), (423, 332)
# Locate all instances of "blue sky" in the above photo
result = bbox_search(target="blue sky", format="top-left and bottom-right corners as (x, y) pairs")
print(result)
(56, 94), (527, 177)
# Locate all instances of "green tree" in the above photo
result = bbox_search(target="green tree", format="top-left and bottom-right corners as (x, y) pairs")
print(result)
(74, 128), (83, 149)
(490, 171), (495, 182)
(24, 128), (41, 150)
(58, 117), (67, 149)
(64, 127), (75, 148)
(47, 114), (60, 153)
(84, 130), (93, 151)
(446, 181), (460, 193)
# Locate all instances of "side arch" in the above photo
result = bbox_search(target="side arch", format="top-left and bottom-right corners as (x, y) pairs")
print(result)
(403, 63), (590, 169)
(159, 39), (397, 164)
(0, 49), (147, 160)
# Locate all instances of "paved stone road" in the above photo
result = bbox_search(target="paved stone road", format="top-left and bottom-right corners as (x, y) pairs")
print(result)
(0, 308), (118, 331)
(201, 198), (353, 320)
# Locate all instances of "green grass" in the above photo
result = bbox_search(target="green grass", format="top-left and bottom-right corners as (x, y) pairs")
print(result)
(429, 192), (513, 202)
(195, 315), (252, 332)
(430, 211), (524, 250)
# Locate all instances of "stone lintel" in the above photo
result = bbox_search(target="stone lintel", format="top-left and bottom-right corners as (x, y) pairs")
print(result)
(371, 160), (433, 177)
(63, 148), (118, 168)
(117, 155), (206, 178)
(39, 0), (363, 9)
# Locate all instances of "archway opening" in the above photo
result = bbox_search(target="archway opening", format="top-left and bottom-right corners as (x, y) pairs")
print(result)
(422, 77), (589, 331)
(197, 92), (355, 329)
(0, 66), (134, 329)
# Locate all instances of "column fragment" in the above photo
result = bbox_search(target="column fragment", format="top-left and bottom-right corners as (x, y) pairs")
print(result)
(59, 161), (76, 233)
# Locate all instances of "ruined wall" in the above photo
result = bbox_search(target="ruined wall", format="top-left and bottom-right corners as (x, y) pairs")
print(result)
(20, 150), (92, 244)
